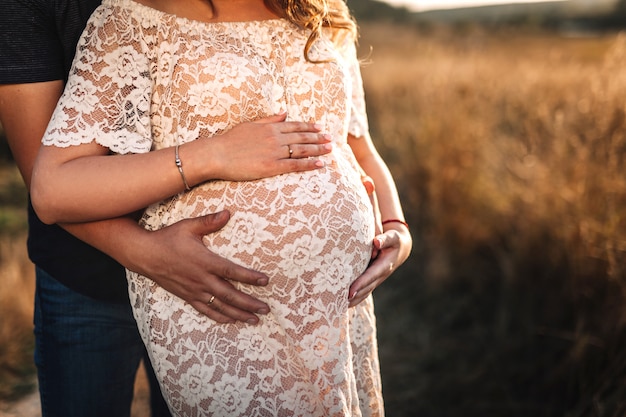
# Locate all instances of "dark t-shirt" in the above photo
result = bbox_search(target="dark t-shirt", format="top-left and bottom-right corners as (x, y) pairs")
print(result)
(0, 0), (128, 303)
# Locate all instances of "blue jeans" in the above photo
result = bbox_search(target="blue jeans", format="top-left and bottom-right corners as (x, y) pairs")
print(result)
(33, 267), (171, 417)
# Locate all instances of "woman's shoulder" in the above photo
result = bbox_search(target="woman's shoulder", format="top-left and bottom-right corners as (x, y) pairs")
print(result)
(93, 0), (171, 28)
(81, 0), (176, 51)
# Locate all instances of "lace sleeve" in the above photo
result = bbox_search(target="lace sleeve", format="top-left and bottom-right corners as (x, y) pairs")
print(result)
(42, 5), (152, 154)
(341, 40), (370, 139)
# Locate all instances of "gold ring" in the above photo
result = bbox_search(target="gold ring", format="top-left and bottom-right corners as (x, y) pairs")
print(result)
(207, 295), (215, 305)
(287, 144), (293, 158)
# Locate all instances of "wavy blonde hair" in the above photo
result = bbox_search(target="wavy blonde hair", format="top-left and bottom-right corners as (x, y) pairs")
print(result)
(264, 0), (358, 61)
(207, 0), (358, 61)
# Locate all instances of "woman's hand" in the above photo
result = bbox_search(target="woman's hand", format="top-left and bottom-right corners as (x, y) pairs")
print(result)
(348, 224), (412, 307)
(199, 113), (333, 182)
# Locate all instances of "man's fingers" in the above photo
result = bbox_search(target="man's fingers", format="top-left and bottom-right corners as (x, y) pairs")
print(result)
(170, 210), (271, 322)
(186, 211), (269, 285)
(186, 210), (231, 236)
(189, 277), (270, 324)
(192, 300), (235, 324)
(203, 251), (268, 286)
(192, 287), (268, 324)
(205, 274), (269, 311)
(206, 296), (265, 325)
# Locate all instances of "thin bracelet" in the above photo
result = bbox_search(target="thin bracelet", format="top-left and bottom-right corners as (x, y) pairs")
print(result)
(382, 219), (409, 230)
(174, 145), (191, 191)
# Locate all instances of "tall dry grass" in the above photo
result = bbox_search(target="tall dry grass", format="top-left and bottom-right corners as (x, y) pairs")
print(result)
(0, 164), (34, 404)
(358, 23), (626, 416)
(0, 235), (35, 401)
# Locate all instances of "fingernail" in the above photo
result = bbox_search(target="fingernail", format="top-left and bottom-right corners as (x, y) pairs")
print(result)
(321, 133), (332, 141)
(247, 318), (259, 325)
(313, 123), (322, 130)
(349, 290), (358, 300)
(257, 277), (268, 285)
(257, 307), (269, 315)
(323, 142), (333, 150)
(314, 160), (325, 168)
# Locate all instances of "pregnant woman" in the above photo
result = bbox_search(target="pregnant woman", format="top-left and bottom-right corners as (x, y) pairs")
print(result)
(31, 0), (412, 415)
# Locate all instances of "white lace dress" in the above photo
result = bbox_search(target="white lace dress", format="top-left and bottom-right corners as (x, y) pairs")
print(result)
(43, 0), (383, 415)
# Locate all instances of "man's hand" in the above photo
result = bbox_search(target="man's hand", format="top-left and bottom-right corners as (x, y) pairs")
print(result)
(128, 210), (270, 324)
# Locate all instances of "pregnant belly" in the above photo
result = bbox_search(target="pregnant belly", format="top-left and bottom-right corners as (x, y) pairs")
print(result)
(143, 167), (375, 290)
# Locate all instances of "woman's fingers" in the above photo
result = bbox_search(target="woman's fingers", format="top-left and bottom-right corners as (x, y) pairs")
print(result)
(254, 113), (322, 136)
(282, 140), (333, 160)
(275, 120), (321, 134)
(254, 112), (288, 124)
(212, 115), (333, 180)
(254, 114), (331, 153)
(348, 227), (412, 308)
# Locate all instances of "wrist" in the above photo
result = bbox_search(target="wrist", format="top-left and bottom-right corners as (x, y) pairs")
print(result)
(175, 138), (213, 188)
(113, 223), (154, 273)
(175, 145), (191, 191)
(381, 218), (409, 231)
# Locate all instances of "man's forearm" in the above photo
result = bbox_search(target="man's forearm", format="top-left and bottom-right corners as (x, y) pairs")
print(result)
(60, 217), (149, 273)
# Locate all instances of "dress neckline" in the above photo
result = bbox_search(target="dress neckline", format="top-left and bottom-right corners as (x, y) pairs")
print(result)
(109, 0), (288, 28)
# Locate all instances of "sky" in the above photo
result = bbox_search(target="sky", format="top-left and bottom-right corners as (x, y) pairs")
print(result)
(383, 0), (569, 12)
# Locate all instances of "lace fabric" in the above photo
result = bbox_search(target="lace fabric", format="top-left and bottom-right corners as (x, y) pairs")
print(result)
(44, 0), (383, 415)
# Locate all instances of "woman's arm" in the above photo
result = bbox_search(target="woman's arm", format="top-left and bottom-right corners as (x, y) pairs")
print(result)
(347, 132), (413, 306)
(31, 113), (331, 225)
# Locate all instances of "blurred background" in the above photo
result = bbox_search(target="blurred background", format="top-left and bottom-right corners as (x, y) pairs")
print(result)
(2, 0), (626, 416)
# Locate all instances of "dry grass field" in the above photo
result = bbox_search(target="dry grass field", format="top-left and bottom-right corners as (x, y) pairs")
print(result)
(0, 166), (33, 405)
(1, 21), (626, 417)
(356, 22), (626, 417)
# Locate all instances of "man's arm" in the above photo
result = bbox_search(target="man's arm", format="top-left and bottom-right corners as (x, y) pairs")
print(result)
(0, 82), (63, 186)
(0, 81), (270, 324)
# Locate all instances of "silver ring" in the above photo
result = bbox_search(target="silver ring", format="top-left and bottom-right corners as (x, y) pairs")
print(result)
(207, 295), (215, 305)
(287, 144), (293, 158)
